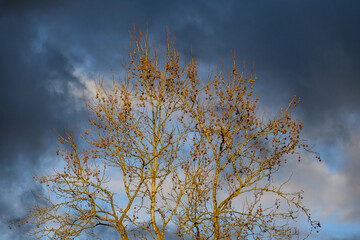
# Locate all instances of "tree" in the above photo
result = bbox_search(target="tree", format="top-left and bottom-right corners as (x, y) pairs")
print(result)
(14, 29), (320, 239)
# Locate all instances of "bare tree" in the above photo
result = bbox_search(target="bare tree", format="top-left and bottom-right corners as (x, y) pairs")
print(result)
(13, 29), (320, 239)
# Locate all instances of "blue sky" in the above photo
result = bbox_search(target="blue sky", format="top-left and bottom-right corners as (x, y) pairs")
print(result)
(1, 0), (360, 239)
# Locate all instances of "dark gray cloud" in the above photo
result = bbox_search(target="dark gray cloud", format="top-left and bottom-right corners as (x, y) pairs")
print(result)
(0, 2), (86, 238)
(0, 0), (359, 238)
(0, 4), (83, 170)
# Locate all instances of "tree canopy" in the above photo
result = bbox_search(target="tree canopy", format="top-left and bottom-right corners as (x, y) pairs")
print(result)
(14, 29), (320, 239)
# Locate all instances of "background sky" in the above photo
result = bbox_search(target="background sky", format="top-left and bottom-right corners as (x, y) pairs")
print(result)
(1, 0), (360, 239)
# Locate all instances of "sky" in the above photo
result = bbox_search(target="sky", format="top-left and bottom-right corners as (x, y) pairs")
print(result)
(0, 0), (360, 239)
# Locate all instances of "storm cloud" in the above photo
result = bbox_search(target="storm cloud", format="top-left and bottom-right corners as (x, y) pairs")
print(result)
(1, 0), (359, 239)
